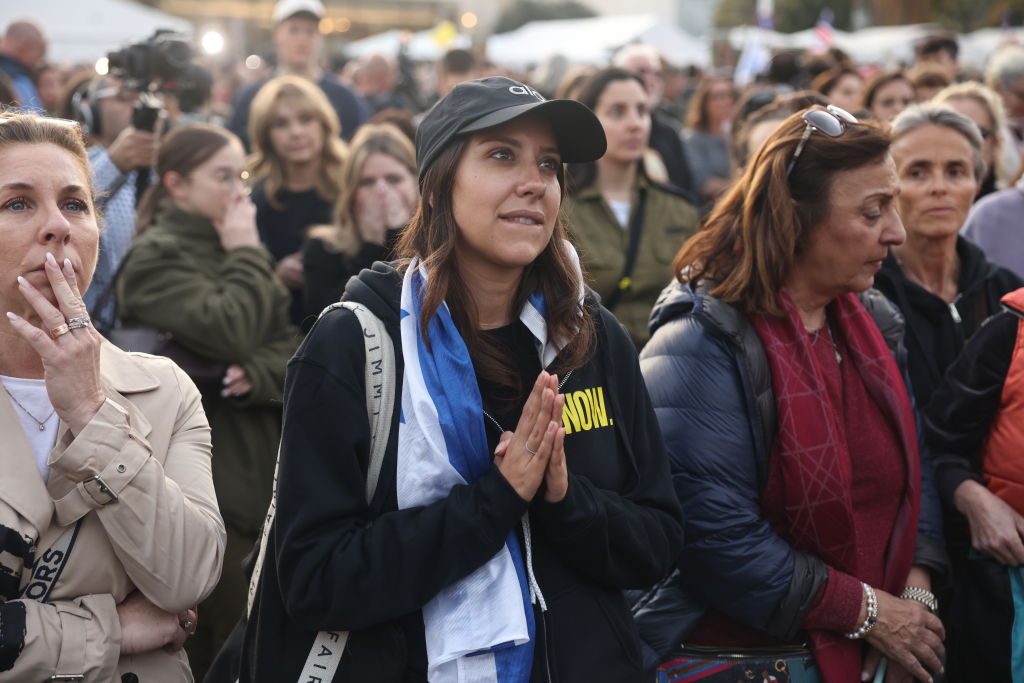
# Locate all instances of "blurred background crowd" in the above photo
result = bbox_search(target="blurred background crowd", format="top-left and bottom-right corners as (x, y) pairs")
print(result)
(7, 0), (1024, 679)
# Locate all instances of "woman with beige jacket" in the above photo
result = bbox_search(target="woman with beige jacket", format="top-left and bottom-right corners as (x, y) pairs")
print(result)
(0, 114), (225, 680)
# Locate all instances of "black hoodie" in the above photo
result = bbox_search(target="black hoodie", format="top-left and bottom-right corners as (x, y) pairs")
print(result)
(874, 235), (1022, 411)
(238, 262), (683, 682)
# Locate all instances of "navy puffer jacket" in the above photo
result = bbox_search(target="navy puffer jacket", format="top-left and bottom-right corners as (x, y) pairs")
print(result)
(633, 281), (946, 670)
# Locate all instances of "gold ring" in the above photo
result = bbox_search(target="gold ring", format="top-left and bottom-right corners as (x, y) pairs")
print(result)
(50, 323), (70, 339)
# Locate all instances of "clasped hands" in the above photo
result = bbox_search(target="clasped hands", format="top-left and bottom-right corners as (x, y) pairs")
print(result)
(493, 371), (568, 504)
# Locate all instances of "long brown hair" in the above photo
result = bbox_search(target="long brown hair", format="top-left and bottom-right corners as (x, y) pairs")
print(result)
(246, 75), (348, 210)
(396, 135), (595, 394)
(685, 76), (737, 133)
(136, 123), (236, 231)
(673, 108), (891, 316)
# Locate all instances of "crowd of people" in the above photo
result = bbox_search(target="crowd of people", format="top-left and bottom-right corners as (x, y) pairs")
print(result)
(3, 0), (1024, 681)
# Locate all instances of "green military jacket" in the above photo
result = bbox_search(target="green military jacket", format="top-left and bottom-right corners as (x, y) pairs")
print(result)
(565, 172), (699, 348)
(117, 201), (299, 537)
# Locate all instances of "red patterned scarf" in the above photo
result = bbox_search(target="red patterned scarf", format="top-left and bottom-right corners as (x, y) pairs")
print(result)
(751, 290), (920, 683)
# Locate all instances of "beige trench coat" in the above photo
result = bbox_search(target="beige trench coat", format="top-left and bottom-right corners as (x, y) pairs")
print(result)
(0, 342), (226, 682)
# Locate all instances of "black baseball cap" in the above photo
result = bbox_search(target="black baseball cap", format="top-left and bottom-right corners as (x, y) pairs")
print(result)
(415, 76), (607, 183)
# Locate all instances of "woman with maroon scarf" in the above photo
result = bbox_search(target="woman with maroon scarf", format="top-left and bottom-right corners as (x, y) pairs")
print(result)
(638, 107), (947, 683)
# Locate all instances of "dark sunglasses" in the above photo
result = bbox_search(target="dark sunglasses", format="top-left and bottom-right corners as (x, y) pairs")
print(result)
(786, 105), (858, 177)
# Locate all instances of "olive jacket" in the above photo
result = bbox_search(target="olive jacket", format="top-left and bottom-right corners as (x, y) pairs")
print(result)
(0, 343), (225, 681)
(565, 171), (699, 348)
(117, 202), (300, 538)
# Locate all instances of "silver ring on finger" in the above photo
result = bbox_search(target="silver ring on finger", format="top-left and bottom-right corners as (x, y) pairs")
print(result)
(67, 316), (91, 330)
(524, 443), (538, 456)
(50, 323), (70, 339)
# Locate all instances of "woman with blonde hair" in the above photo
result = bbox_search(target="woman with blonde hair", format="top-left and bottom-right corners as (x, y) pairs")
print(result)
(934, 81), (1017, 198)
(0, 112), (225, 680)
(247, 75), (348, 328)
(302, 122), (417, 317)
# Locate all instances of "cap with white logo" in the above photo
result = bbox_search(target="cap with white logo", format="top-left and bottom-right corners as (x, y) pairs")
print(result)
(415, 76), (607, 183)
(272, 0), (325, 23)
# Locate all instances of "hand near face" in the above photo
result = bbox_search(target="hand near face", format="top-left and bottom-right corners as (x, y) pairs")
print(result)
(383, 187), (413, 231)
(6, 253), (105, 436)
(213, 193), (259, 251)
(356, 193), (387, 246)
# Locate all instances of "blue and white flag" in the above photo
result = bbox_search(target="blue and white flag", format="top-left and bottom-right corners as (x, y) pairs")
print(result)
(396, 244), (583, 682)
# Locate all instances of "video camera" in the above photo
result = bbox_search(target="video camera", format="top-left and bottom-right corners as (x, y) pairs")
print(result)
(106, 30), (196, 132)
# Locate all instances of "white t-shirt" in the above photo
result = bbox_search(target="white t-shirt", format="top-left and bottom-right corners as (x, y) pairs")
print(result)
(608, 199), (632, 229)
(1, 375), (58, 481)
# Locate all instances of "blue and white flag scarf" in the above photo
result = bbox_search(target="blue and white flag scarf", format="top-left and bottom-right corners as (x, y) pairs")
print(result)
(397, 244), (583, 683)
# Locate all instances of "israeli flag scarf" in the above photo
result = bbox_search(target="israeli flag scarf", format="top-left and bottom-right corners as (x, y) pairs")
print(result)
(397, 245), (582, 682)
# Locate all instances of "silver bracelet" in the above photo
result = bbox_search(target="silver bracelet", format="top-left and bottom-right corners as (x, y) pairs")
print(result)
(845, 582), (878, 640)
(900, 586), (938, 613)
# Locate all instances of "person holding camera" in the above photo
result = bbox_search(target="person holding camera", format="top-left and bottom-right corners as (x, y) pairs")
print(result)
(75, 75), (161, 333)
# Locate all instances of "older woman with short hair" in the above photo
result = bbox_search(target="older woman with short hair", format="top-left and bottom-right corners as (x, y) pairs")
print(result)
(637, 106), (946, 683)
(874, 103), (1023, 411)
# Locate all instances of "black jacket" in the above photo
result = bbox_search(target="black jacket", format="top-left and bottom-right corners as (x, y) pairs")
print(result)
(238, 262), (683, 682)
(922, 300), (1022, 683)
(632, 282), (946, 671)
(874, 236), (1023, 411)
(924, 304), (1020, 509)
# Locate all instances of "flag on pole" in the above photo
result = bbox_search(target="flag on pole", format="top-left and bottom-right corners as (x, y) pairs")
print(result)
(814, 8), (834, 53)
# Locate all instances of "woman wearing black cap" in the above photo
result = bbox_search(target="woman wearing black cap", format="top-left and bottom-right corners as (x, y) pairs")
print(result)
(237, 76), (684, 682)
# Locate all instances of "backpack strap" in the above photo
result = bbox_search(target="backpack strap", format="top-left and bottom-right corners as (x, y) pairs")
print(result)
(242, 301), (397, 683)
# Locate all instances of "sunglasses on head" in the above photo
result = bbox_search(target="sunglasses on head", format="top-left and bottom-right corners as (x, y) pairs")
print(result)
(786, 105), (858, 177)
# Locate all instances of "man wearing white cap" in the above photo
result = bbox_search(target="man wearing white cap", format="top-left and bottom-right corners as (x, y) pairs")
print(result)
(228, 0), (368, 150)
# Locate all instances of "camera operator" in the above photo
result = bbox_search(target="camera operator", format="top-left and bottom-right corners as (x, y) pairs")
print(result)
(228, 0), (368, 149)
(76, 74), (161, 333)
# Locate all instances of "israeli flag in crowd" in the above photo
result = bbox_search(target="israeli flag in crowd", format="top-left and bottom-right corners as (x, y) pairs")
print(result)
(397, 260), (535, 683)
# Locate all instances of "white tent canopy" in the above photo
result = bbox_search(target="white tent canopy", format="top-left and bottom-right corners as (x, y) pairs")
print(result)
(486, 14), (711, 69)
(727, 23), (1024, 70)
(1, 0), (193, 65)
(344, 28), (471, 62)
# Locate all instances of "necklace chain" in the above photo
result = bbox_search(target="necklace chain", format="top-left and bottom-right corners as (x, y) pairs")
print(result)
(809, 315), (842, 365)
(482, 370), (574, 434)
(3, 386), (56, 431)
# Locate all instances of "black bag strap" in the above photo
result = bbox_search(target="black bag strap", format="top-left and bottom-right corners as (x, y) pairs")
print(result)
(89, 251), (130, 335)
(604, 187), (647, 312)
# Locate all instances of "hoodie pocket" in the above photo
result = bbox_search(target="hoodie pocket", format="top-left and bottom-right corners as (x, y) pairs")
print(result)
(544, 582), (644, 681)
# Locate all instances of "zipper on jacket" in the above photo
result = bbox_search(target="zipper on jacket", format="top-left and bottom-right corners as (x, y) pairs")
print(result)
(948, 301), (962, 324)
